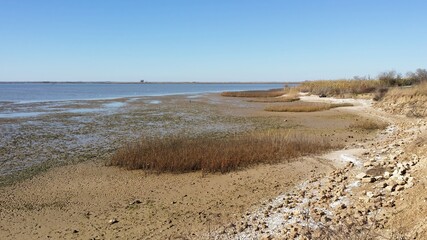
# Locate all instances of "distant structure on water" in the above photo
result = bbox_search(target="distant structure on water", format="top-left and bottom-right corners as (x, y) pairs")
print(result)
(140, 80), (145, 83)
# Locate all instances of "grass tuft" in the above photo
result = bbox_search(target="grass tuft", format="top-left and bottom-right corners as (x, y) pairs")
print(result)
(221, 88), (286, 98)
(109, 133), (338, 173)
(265, 102), (353, 112)
(350, 119), (388, 130)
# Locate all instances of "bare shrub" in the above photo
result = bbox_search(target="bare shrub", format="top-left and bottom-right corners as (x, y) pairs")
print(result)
(373, 87), (389, 101)
(109, 133), (338, 173)
(378, 70), (401, 86)
(406, 68), (427, 84)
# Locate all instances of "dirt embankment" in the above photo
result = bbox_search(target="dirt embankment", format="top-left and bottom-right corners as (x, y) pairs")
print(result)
(374, 85), (427, 118)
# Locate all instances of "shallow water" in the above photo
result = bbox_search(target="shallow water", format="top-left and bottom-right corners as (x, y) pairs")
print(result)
(0, 83), (287, 102)
(0, 83), (287, 118)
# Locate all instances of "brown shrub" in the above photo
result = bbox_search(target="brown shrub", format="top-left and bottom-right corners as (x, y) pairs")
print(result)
(109, 133), (337, 173)
(373, 87), (388, 101)
(221, 88), (286, 98)
(265, 102), (353, 112)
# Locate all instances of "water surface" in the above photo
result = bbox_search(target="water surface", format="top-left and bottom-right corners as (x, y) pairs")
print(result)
(0, 83), (287, 103)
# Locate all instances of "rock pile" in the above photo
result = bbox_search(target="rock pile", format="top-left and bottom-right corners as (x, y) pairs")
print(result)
(216, 116), (426, 239)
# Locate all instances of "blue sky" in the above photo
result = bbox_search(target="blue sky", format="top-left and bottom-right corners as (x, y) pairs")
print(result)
(1, 0), (426, 82)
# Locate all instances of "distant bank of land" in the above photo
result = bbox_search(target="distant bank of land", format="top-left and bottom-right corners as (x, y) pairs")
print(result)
(0, 81), (300, 85)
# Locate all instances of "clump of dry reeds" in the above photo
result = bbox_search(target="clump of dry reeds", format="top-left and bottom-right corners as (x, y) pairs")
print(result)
(221, 88), (286, 98)
(298, 80), (380, 97)
(349, 119), (388, 130)
(265, 102), (353, 112)
(109, 133), (337, 173)
(247, 96), (300, 103)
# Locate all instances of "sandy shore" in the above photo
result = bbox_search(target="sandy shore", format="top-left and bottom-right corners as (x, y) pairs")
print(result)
(0, 93), (396, 239)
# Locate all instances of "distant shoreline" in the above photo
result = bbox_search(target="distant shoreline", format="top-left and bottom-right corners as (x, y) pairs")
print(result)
(0, 81), (300, 85)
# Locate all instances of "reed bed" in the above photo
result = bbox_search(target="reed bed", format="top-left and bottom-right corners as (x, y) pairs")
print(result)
(298, 80), (380, 97)
(265, 102), (353, 112)
(221, 88), (286, 98)
(247, 96), (300, 103)
(109, 133), (337, 173)
(349, 119), (388, 130)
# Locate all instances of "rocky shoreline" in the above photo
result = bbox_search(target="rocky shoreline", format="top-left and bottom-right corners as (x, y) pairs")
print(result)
(215, 98), (427, 239)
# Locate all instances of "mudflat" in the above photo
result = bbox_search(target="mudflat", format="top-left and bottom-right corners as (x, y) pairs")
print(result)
(0, 94), (379, 239)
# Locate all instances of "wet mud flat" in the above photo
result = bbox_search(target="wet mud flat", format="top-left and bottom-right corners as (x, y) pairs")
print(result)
(0, 94), (299, 185)
(0, 94), (383, 239)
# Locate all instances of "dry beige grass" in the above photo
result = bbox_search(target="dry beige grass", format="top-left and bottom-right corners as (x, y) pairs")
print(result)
(221, 88), (286, 98)
(247, 96), (300, 103)
(376, 82), (427, 117)
(109, 133), (338, 173)
(349, 119), (388, 130)
(265, 102), (353, 112)
(385, 82), (427, 97)
(298, 80), (380, 97)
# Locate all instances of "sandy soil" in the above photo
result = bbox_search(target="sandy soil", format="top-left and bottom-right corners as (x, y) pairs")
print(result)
(0, 93), (407, 240)
(0, 158), (332, 239)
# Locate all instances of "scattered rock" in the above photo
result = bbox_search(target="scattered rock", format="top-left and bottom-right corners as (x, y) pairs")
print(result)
(356, 173), (367, 179)
(108, 218), (119, 225)
(129, 199), (142, 205)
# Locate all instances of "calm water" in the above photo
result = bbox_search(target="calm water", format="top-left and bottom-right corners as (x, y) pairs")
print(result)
(0, 83), (287, 102)
(0, 83), (289, 118)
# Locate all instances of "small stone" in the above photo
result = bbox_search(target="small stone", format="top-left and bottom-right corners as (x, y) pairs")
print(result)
(364, 161), (372, 167)
(109, 218), (119, 224)
(385, 185), (395, 192)
(383, 171), (391, 179)
(356, 173), (367, 179)
(321, 216), (332, 223)
(129, 199), (142, 205)
(375, 176), (383, 181)
(395, 176), (406, 185)
(362, 177), (375, 183)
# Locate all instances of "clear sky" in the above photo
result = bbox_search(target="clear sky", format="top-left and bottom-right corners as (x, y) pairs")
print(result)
(1, 0), (426, 82)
